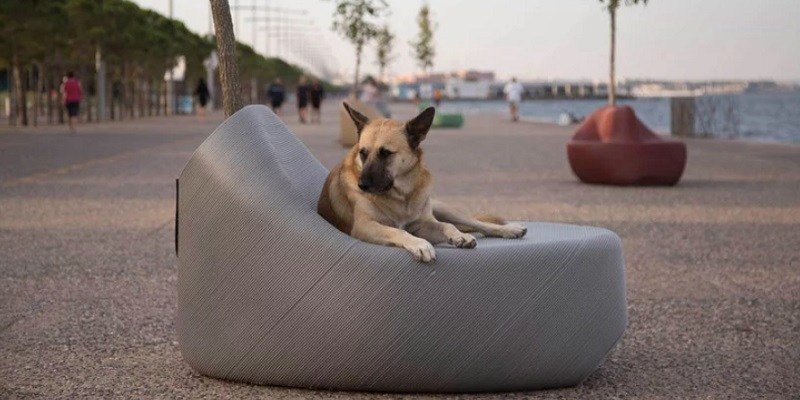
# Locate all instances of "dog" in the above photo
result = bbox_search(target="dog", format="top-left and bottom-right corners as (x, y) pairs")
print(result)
(317, 103), (527, 262)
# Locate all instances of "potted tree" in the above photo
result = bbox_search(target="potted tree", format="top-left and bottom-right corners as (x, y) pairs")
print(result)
(329, 0), (388, 146)
(566, 0), (687, 186)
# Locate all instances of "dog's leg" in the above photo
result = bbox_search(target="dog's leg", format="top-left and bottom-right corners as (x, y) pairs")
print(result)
(408, 218), (477, 249)
(351, 220), (437, 263)
(432, 200), (527, 239)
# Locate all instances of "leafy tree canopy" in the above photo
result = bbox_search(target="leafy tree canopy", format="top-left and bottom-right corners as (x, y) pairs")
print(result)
(410, 4), (435, 73)
(0, 0), (317, 87)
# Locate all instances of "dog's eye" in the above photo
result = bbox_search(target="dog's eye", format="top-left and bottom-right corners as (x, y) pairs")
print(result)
(378, 147), (394, 158)
(359, 148), (368, 161)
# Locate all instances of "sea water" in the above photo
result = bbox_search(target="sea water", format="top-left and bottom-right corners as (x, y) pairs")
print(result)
(436, 92), (800, 144)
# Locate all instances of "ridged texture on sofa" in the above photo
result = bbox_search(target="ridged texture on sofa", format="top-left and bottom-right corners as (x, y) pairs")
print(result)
(177, 105), (628, 393)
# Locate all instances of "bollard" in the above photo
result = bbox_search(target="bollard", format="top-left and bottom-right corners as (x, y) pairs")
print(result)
(670, 97), (695, 137)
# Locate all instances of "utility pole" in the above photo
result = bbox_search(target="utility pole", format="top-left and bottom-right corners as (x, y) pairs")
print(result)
(234, 0), (239, 38)
(265, 0), (270, 56)
(167, 0), (175, 115)
(230, 2), (264, 53)
(95, 47), (106, 121)
(247, 9), (309, 59)
(208, 2), (213, 35)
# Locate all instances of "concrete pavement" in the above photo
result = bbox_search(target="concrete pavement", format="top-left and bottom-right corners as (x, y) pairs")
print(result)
(1, 102), (799, 398)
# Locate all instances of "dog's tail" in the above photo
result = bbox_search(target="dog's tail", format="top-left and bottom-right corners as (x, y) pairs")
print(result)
(455, 213), (507, 233)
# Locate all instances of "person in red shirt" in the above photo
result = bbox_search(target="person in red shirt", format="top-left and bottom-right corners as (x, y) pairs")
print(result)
(61, 71), (82, 133)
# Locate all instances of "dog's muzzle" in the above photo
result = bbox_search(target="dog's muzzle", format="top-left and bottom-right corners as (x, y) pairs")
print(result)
(358, 176), (393, 193)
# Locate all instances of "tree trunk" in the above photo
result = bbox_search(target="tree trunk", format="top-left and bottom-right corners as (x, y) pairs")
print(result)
(31, 65), (39, 126)
(127, 67), (135, 119)
(57, 70), (65, 125)
(138, 78), (145, 117)
(210, 0), (243, 117)
(77, 65), (89, 123)
(46, 67), (54, 125)
(110, 79), (116, 121)
(155, 81), (161, 116)
(353, 46), (362, 94)
(147, 79), (153, 116)
(163, 80), (168, 116)
(87, 94), (93, 123)
(9, 61), (16, 126)
(12, 55), (27, 126)
(609, 6), (617, 107)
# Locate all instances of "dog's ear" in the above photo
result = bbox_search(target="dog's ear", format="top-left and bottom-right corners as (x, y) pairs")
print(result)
(342, 102), (369, 135)
(405, 106), (435, 149)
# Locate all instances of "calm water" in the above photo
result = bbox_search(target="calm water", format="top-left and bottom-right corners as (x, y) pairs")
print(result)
(436, 92), (800, 144)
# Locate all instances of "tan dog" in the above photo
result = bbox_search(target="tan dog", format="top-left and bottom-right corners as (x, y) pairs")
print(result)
(318, 103), (527, 262)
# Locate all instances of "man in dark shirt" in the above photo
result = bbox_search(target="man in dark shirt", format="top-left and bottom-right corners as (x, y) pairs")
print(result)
(267, 78), (286, 115)
(309, 79), (325, 124)
(296, 76), (310, 123)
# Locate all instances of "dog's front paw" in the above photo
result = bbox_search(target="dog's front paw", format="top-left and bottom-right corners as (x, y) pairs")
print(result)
(495, 223), (527, 239)
(448, 232), (477, 249)
(404, 238), (436, 263)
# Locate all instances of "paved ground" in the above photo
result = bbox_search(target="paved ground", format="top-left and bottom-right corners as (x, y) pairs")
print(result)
(1, 101), (799, 399)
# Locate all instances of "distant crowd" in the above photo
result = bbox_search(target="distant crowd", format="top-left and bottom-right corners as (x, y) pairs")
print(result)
(55, 72), (525, 134)
(263, 76), (325, 124)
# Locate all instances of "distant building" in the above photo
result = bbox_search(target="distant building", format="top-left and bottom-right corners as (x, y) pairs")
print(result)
(391, 70), (495, 100)
(445, 70), (495, 99)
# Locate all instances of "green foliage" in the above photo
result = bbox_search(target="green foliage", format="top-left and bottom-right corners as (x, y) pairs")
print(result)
(375, 24), (394, 75)
(329, 0), (388, 87)
(0, 0), (66, 62)
(598, 0), (649, 13)
(0, 0), (313, 87)
(410, 4), (435, 72)
(236, 41), (306, 85)
(330, 0), (388, 53)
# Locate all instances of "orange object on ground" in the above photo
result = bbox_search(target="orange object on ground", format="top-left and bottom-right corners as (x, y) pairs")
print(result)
(567, 105), (687, 186)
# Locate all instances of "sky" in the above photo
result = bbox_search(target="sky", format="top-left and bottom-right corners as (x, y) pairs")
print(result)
(132, 0), (800, 82)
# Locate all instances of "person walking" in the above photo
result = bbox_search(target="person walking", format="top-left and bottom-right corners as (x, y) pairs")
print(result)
(433, 87), (443, 107)
(194, 78), (210, 119)
(296, 76), (310, 123)
(503, 77), (524, 122)
(267, 78), (286, 115)
(360, 76), (391, 118)
(309, 79), (325, 124)
(61, 72), (82, 134)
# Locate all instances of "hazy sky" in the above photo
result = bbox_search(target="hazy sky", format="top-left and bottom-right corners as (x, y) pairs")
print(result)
(133, 0), (800, 82)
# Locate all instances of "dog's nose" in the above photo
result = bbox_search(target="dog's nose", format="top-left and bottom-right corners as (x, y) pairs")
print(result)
(358, 179), (371, 191)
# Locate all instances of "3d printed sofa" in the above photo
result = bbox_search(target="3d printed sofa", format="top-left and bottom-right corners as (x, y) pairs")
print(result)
(176, 105), (628, 393)
(567, 105), (687, 186)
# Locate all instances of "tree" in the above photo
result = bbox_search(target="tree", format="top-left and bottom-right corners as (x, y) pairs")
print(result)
(0, 0), (314, 125)
(409, 4), (435, 74)
(598, 0), (648, 106)
(374, 24), (394, 82)
(210, 0), (243, 116)
(0, 0), (65, 126)
(330, 0), (388, 90)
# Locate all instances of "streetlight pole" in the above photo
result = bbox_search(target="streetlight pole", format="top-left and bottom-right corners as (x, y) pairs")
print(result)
(167, 0), (175, 115)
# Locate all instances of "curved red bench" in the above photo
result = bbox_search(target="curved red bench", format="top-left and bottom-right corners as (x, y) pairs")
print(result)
(567, 106), (687, 186)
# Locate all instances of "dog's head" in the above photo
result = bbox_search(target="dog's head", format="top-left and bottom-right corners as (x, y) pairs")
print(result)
(343, 102), (435, 194)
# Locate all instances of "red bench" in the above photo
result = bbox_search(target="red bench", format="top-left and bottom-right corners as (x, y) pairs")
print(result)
(567, 106), (687, 186)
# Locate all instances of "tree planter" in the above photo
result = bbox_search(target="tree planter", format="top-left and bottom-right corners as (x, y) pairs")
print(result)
(567, 106), (687, 186)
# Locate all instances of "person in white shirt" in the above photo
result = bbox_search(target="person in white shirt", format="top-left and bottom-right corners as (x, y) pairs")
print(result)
(503, 77), (524, 122)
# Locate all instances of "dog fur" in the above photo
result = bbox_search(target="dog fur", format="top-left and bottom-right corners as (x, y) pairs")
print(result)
(317, 103), (527, 262)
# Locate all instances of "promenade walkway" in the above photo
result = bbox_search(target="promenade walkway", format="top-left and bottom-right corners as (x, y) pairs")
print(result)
(2, 101), (798, 398)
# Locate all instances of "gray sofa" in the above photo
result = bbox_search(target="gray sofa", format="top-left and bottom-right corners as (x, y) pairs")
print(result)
(176, 105), (628, 392)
